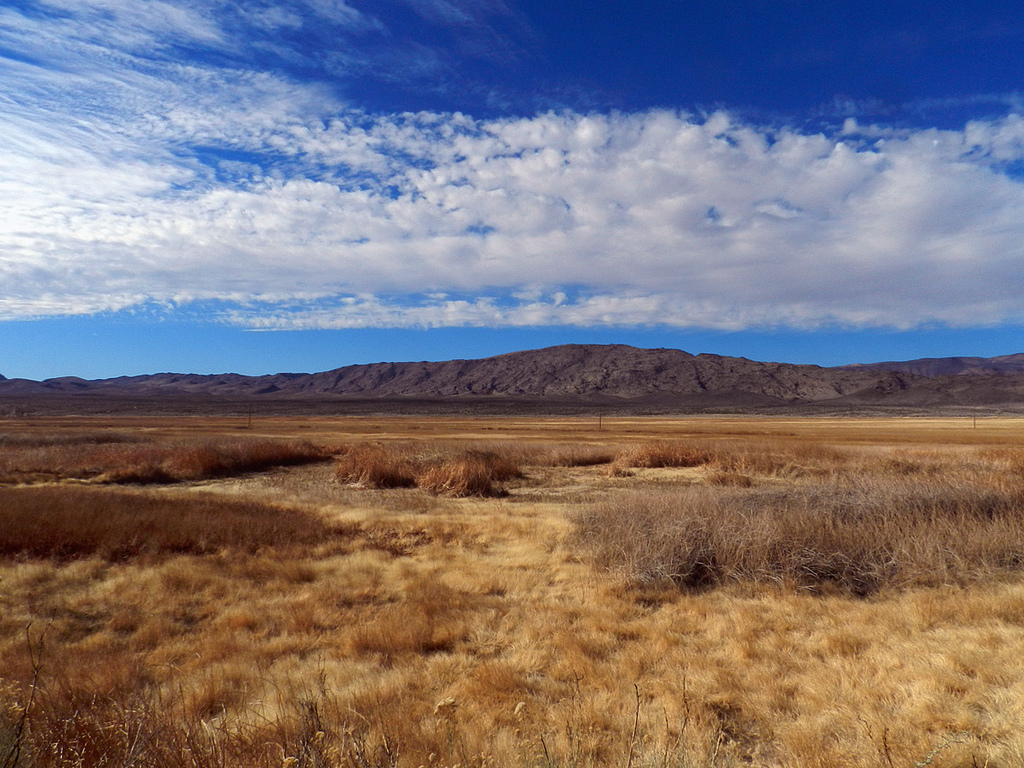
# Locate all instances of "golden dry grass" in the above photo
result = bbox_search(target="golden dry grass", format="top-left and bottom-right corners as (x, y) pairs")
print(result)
(574, 478), (1024, 594)
(334, 443), (522, 496)
(0, 485), (348, 561)
(2, 415), (1024, 767)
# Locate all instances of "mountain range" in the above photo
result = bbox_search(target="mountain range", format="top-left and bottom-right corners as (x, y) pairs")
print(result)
(840, 354), (1024, 377)
(3, 344), (1024, 413)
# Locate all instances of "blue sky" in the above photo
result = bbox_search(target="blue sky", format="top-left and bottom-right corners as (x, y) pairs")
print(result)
(3, 1), (1024, 379)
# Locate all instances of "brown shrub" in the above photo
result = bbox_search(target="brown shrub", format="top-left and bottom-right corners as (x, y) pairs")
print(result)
(8, 682), (370, 768)
(467, 449), (523, 482)
(334, 444), (417, 488)
(335, 445), (521, 497)
(111, 439), (330, 483)
(616, 441), (716, 469)
(417, 451), (521, 497)
(6, 673), (414, 768)
(18, 688), (215, 768)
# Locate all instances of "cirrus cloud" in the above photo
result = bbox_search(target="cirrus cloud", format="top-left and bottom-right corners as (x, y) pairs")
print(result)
(2, 2), (1024, 332)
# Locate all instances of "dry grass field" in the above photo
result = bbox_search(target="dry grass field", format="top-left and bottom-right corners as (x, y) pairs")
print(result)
(3, 413), (1024, 767)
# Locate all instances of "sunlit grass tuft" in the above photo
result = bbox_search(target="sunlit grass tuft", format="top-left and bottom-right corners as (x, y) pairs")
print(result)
(334, 444), (418, 489)
(334, 444), (522, 496)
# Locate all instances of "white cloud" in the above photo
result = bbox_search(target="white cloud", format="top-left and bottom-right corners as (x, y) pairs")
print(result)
(22, 0), (226, 57)
(3, 3), (1024, 330)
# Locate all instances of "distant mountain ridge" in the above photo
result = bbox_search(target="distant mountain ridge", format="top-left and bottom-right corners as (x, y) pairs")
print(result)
(2, 344), (1024, 410)
(842, 354), (1024, 377)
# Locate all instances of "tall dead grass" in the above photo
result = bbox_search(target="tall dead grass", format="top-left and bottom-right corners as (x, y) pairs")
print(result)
(0, 486), (341, 561)
(334, 444), (522, 496)
(0, 436), (331, 485)
(2, 680), (408, 768)
(417, 450), (522, 497)
(542, 445), (618, 467)
(616, 441), (717, 469)
(574, 475), (1024, 594)
(333, 444), (418, 489)
(613, 439), (850, 478)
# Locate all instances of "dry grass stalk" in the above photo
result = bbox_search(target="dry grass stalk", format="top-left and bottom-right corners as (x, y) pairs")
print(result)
(574, 476), (1024, 594)
(614, 439), (851, 479)
(616, 441), (717, 469)
(333, 444), (418, 488)
(0, 486), (340, 561)
(0, 435), (330, 485)
(417, 450), (522, 497)
(335, 445), (521, 496)
(543, 445), (617, 467)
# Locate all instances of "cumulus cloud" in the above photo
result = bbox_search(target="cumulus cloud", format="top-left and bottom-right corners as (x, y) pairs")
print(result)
(3, 3), (1024, 330)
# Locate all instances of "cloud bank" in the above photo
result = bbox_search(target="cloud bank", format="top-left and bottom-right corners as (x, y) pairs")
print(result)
(3, 2), (1024, 331)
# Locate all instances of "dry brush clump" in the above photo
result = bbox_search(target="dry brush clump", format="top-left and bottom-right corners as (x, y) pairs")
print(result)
(333, 444), (419, 489)
(146, 438), (331, 481)
(4, 685), (227, 768)
(613, 438), (850, 479)
(334, 443), (522, 497)
(615, 440), (718, 469)
(416, 450), (522, 497)
(574, 475), (1024, 594)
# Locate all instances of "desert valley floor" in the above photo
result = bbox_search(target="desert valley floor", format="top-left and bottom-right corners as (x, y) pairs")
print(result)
(3, 412), (1024, 767)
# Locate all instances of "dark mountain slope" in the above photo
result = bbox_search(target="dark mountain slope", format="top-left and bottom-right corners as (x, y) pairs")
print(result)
(0, 344), (919, 406)
(843, 353), (1024, 377)
(3, 344), (1024, 410)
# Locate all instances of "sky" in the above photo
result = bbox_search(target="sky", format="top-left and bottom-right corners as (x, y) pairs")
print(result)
(3, 0), (1024, 380)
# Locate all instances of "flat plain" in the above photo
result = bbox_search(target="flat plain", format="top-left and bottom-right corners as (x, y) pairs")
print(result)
(3, 412), (1024, 767)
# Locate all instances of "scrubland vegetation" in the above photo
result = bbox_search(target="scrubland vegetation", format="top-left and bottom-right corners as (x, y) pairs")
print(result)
(0, 432), (330, 485)
(333, 443), (522, 496)
(3, 416), (1024, 766)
